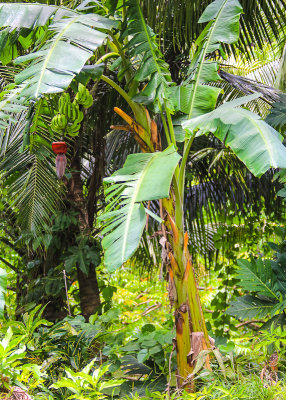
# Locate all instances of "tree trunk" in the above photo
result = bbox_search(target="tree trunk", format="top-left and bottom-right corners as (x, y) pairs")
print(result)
(77, 266), (100, 320)
(67, 145), (101, 320)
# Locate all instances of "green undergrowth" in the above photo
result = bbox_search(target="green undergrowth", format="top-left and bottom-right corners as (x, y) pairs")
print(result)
(0, 275), (286, 399)
(2, 238), (286, 399)
(125, 376), (286, 400)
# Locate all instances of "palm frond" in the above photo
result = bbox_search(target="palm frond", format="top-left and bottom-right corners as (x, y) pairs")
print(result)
(0, 102), (64, 233)
(140, 0), (286, 59)
(1, 147), (63, 234)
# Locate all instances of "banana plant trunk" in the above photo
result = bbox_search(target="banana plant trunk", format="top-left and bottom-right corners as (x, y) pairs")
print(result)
(103, 87), (212, 389)
(163, 196), (210, 390)
(172, 231), (210, 389)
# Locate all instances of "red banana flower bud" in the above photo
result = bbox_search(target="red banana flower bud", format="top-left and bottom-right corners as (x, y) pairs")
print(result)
(55, 154), (67, 179)
(52, 141), (67, 179)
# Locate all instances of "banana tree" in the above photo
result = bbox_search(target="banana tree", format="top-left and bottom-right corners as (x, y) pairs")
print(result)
(96, 0), (286, 389)
(1, 0), (286, 391)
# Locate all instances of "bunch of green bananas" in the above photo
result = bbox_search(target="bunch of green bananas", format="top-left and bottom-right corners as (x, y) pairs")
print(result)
(51, 114), (67, 133)
(51, 85), (92, 137)
(74, 83), (93, 108)
(51, 93), (84, 136)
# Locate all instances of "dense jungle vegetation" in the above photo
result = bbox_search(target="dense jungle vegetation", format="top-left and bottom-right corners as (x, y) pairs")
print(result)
(1, 0), (286, 398)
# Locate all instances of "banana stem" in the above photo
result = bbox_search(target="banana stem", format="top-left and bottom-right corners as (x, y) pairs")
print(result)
(100, 75), (136, 114)
(164, 99), (176, 146)
(158, 101), (171, 146)
(178, 132), (196, 201)
(95, 52), (119, 64)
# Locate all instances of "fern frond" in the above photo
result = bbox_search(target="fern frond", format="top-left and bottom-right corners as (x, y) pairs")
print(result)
(227, 295), (277, 320)
(236, 258), (279, 300)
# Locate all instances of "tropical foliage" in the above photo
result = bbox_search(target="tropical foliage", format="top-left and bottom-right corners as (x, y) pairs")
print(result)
(0, 0), (285, 398)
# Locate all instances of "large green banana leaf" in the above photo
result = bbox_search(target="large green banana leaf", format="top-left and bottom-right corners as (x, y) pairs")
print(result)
(123, 0), (172, 103)
(182, 0), (243, 119)
(0, 4), (116, 98)
(166, 84), (221, 117)
(0, 4), (75, 65)
(0, 3), (73, 29)
(166, 0), (243, 138)
(99, 146), (181, 271)
(183, 94), (286, 176)
(12, 13), (116, 98)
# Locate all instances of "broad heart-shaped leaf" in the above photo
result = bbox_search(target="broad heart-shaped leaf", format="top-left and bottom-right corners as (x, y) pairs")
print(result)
(99, 146), (181, 272)
(236, 259), (279, 300)
(227, 295), (277, 320)
(13, 13), (116, 99)
(182, 94), (286, 177)
(0, 268), (7, 319)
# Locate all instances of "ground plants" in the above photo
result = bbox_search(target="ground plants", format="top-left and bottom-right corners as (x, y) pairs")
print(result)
(51, 362), (124, 399)
(227, 228), (286, 329)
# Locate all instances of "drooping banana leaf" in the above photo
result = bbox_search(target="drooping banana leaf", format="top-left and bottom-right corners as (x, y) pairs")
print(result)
(99, 146), (181, 271)
(13, 13), (116, 99)
(0, 5), (116, 125)
(166, 0), (244, 140)
(0, 3), (73, 29)
(166, 84), (221, 117)
(0, 4), (75, 65)
(183, 93), (286, 176)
